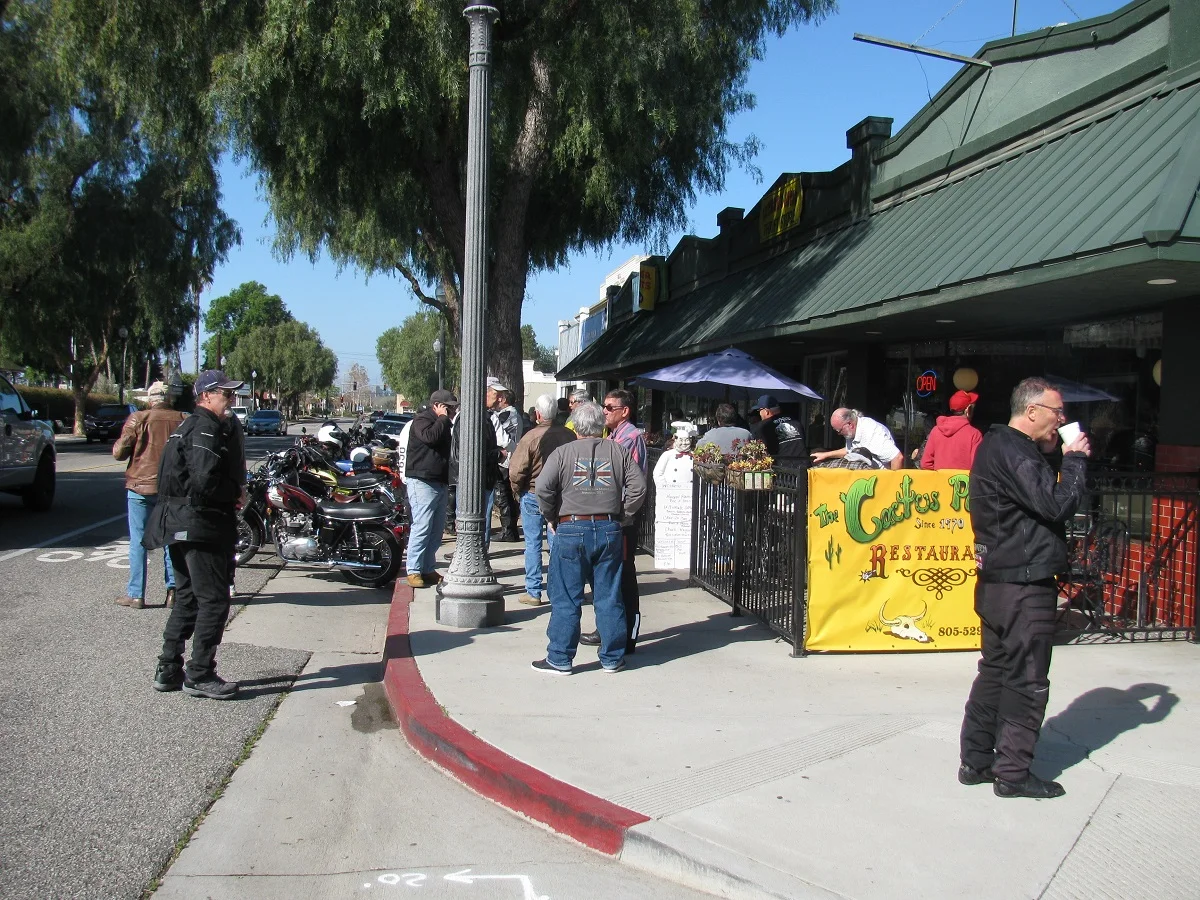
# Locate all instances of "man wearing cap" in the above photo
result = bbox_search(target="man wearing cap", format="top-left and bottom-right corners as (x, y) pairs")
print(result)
(813, 408), (903, 470)
(532, 401), (646, 674)
(405, 389), (458, 588)
(486, 382), (522, 543)
(921, 390), (984, 470)
(749, 395), (808, 465)
(113, 381), (187, 610)
(145, 370), (246, 699)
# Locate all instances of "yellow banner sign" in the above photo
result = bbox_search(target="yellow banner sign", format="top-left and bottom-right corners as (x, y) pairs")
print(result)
(806, 469), (981, 652)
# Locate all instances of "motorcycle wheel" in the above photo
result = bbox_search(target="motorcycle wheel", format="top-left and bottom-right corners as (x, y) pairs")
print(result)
(337, 525), (402, 588)
(235, 512), (263, 566)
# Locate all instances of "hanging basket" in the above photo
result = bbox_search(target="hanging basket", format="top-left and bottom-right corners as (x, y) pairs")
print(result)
(726, 469), (775, 491)
(695, 461), (727, 485)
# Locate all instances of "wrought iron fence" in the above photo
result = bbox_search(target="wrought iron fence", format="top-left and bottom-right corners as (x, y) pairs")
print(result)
(637, 448), (663, 555)
(690, 466), (808, 654)
(1059, 469), (1199, 642)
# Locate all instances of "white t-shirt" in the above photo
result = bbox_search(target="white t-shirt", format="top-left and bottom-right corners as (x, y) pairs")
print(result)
(846, 415), (900, 468)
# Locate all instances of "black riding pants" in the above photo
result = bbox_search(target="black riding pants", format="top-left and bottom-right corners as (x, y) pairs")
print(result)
(493, 475), (519, 536)
(621, 521), (641, 651)
(959, 579), (1057, 783)
(160, 539), (234, 681)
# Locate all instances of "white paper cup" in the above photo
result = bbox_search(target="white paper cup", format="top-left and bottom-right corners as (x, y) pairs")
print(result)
(1058, 421), (1082, 445)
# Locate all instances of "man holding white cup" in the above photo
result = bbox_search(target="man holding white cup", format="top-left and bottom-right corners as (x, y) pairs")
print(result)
(959, 378), (1090, 799)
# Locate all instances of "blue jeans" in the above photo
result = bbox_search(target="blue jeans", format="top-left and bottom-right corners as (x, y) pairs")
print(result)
(520, 492), (556, 598)
(545, 519), (625, 669)
(127, 490), (175, 599)
(406, 477), (448, 576)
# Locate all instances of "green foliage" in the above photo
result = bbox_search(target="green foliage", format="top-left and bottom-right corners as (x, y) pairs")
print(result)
(18, 386), (145, 424)
(202, 281), (292, 367)
(377, 311), (459, 406)
(521, 324), (558, 374)
(225, 319), (337, 410)
(0, 0), (238, 428)
(59, 0), (834, 397)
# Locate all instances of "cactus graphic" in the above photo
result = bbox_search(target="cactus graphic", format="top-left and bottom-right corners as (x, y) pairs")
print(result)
(824, 537), (843, 569)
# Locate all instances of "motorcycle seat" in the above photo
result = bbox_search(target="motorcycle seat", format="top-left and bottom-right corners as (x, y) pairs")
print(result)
(335, 473), (383, 490)
(316, 499), (391, 520)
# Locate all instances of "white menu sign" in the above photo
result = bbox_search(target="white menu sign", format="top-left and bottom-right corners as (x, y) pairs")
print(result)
(653, 453), (694, 570)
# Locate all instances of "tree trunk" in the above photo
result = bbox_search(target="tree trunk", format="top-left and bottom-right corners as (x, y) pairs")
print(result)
(72, 382), (88, 437)
(486, 250), (530, 403)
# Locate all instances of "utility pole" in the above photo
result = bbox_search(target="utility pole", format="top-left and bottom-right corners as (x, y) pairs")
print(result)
(194, 286), (202, 374)
(440, 2), (503, 627)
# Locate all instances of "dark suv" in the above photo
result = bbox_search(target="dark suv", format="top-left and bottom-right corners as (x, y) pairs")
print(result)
(245, 408), (287, 436)
(85, 403), (137, 443)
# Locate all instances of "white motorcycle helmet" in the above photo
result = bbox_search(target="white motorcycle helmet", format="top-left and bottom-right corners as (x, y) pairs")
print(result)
(349, 446), (371, 465)
(316, 423), (345, 460)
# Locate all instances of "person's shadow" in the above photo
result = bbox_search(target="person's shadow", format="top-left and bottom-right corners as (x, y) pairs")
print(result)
(1038, 683), (1178, 779)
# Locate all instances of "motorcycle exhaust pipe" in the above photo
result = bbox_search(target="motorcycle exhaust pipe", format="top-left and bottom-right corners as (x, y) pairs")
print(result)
(327, 559), (382, 569)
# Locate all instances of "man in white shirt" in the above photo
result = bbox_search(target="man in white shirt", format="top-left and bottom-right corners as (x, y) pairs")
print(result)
(812, 408), (903, 470)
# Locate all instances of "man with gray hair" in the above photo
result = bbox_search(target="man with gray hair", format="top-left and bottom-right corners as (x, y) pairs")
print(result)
(812, 407), (903, 470)
(508, 394), (576, 606)
(533, 402), (646, 674)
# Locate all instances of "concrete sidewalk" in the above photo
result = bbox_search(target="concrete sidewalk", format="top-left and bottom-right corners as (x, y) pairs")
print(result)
(388, 544), (1200, 900)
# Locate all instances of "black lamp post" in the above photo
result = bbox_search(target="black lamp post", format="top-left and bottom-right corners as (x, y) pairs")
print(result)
(251, 369), (257, 412)
(117, 327), (129, 405)
(433, 329), (445, 392)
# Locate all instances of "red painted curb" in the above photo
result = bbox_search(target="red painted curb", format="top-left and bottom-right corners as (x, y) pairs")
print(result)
(382, 581), (650, 855)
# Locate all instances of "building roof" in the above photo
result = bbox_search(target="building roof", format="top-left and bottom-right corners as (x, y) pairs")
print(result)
(561, 68), (1200, 381)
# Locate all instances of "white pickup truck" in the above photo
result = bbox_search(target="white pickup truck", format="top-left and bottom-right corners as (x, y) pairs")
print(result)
(0, 374), (56, 510)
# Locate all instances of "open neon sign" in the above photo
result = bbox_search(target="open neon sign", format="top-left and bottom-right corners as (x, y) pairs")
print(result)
(915, 370), (938, 397)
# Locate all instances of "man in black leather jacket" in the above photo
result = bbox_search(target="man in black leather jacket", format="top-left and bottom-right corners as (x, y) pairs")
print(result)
(959, 377), (1090, 799)
(145, 370), (246, 700)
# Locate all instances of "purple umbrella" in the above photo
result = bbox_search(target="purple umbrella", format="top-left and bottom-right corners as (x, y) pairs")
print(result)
(632, 348), (823, 401)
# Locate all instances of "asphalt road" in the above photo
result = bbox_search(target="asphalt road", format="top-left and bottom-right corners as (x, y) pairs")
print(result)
(0, 426), (311, 900)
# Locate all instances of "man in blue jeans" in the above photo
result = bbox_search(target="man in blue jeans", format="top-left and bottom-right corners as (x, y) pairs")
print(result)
(405, 389), (457, 588)
(533, 402), (646, 674)
(508, 394), (576, 606)
(112, 380), (186, 609)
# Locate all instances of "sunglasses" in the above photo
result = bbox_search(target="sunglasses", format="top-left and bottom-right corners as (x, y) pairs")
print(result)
(216, 389), (236, 399)
(602, 404), (624, 412)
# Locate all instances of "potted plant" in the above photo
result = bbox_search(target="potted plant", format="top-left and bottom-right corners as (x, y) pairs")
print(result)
(726, 439), (775, 490)
(692, 442), (727, 484)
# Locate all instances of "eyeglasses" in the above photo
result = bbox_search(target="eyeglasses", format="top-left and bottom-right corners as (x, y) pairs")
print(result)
(1031, 402), (1065, 419)
(602, 404), (624, 412)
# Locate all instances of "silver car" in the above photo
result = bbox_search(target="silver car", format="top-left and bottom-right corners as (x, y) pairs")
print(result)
(0, 374), (56, 510)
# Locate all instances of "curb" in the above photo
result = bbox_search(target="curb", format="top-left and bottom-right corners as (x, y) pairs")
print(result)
(381, 581), (650, 855)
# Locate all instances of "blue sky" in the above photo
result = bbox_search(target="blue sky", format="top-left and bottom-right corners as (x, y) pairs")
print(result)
(202, 0), (1119, 386)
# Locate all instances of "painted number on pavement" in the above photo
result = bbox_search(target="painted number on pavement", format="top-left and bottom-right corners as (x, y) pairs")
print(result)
(365, 869), (547, 899)
(37, 540), (130, 569)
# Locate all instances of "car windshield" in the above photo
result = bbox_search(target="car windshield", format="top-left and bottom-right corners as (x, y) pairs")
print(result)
(250, 410), (280, 420)
(231, 407), (247, 415)
(95, 405), (129, 417)
(373, 417), (409, 435)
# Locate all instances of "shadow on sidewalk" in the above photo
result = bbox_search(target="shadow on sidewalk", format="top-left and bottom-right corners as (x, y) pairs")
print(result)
(636, 610), (777, 662)
(237, 659), (382, 699)
(1038, 682), (1179, 779)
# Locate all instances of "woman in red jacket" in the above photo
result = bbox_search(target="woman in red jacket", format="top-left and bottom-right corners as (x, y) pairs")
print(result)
(921, 390), (983, 470)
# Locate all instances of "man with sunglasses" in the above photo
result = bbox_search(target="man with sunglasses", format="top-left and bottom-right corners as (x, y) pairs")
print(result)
(959, 377), (1090, 799)
(577, 389), (648, 652)
(145, 370), (247, 700)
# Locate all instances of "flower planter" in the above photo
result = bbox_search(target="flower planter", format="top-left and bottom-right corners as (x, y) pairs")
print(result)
(727, 469), (774, 491)
(695, 462), (727, 485)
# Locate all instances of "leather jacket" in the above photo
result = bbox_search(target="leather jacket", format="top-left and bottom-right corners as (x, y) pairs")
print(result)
(113, 407), (187, 495)
(969, 424), (1087, 584)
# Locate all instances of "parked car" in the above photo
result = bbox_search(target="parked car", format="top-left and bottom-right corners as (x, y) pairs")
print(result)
(231, 406), (249, 424)
(371, 413), (412, 438)
(0, 373), (56, 509)
(84, 403), (137, 443)
(245, 408), (288, 436)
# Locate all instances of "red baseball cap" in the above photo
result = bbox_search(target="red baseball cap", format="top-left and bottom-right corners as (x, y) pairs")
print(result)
(949, 390), (978, 412)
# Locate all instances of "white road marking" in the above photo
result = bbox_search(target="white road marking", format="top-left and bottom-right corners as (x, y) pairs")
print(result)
(0, 514), (126, 564)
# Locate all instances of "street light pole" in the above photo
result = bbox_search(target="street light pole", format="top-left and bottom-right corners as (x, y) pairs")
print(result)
(440, 2), (503, 627)
(251, 369), (257, 412)
(117, 327), (129, 405)
(433, 326), (445, 392)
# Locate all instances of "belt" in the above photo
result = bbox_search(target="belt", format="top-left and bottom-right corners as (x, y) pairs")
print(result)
(560, 513), (618, 522)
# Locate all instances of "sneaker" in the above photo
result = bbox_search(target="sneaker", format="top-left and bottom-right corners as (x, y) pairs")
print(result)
(993, 774), (1065, 799)
(958, 763), (995, 786)
(153, 663), (184, 693)
(182, 675), (239, 700)
(518, 593), (544, 606)
(407, 573), (427, 589)
(578, 630), (601, 646)
(601, 659), (626, 674)
(530, 658), (571, 676)
(164, 588), (176, 608)
(116, 596), (145, 609)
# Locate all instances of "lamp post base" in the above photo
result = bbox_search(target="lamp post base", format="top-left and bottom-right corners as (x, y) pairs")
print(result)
(435, 591), (505, 628)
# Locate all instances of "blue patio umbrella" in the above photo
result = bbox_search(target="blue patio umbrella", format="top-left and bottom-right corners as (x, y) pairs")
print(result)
(1046, 375), (1119, 403)
(632, 348), (823, 401)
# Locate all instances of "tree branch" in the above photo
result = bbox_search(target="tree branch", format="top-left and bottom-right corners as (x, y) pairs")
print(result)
(394, 262), (446, 315)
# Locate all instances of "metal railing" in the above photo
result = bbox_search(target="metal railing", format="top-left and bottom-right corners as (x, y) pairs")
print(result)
(690, 466), (808, 654)
(636, 448), (663, 555)
(1060, 469), (1199, 642)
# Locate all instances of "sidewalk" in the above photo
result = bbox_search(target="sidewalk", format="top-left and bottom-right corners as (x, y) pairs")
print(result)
(386, 543), (1200, 900)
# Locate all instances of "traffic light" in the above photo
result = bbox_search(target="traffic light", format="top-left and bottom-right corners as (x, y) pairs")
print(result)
(353, 381), (358, 391)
